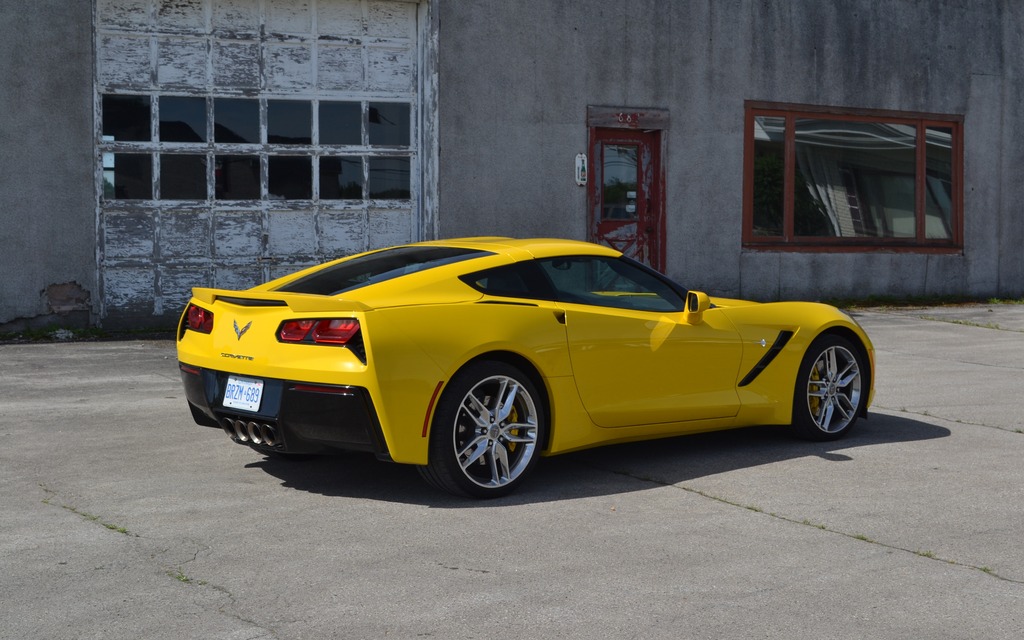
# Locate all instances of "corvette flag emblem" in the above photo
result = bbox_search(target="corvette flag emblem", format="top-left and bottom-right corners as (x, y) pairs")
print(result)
(233, 320), (252, 340)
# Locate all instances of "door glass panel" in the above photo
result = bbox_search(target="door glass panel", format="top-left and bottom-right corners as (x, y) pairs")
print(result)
(539, 256), (683, 312)
(602, 144), (638, 220)
(752, 115), (785, 236)
(320, 101), (361, 145)
(215, 155), (260, 200)
(368, 157), (410, 199)
(102, 95), (151, 142)
(267, 100), (311, 144)
(161, 154), (207, 199)
(268, 156), (312, 199)
(160, 97), (206, 142)
(105, 153), (152, 200)
(368, 103), (410, 146)
(320, 157), (364, 199)
(215, 98), (259, 143)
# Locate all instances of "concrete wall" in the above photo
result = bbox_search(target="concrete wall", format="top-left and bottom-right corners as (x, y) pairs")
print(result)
(1, 0), (1022, 330)
(0, 0), (96, 330)
(435, 0), (1024, 301)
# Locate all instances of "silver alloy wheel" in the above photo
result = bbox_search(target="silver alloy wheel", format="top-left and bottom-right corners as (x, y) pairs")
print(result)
(805, 344), (862, 433)
(452, 374), (539, 489)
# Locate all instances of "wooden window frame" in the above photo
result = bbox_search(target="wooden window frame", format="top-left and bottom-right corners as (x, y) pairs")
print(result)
(742, 101), (964, 253)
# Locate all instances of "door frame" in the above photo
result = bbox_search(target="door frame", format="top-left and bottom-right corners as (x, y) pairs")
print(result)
(586, 106), (670, 271)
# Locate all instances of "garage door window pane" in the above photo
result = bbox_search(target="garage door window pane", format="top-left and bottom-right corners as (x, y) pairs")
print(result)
(368, 157), (410, 199)
(368, 103), (410, 146)
(269, 156), (312, 199)
(160, 97), (206, 142)
(103, 95), (151, 142)
(321, 157), (364, 199)
(215, 98), (259, 144)
(106, 153), (152, 200)
(268, 100), (311, 144)
(215, 155), (260, 200)
(161, 154), (207, 199)
(320, 102), (362, 145)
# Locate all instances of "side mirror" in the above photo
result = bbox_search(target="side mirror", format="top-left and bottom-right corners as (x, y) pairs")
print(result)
(683, 291), (711, 325)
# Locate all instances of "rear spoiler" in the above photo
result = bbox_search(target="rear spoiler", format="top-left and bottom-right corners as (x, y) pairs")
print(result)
(191, 288), (371, 313)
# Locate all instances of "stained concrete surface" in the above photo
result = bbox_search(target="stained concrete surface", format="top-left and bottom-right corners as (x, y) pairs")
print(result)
(1, 305), (1022, 639)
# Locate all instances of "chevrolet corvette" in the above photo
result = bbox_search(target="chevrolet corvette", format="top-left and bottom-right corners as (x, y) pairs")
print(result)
(177, 237), (874, 498)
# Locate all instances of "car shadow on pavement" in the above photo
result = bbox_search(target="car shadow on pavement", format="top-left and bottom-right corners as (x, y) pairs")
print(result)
(248, 412), (949, 507)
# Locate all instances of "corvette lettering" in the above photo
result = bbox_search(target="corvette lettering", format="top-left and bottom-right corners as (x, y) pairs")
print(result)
(221, 352), (255, 361)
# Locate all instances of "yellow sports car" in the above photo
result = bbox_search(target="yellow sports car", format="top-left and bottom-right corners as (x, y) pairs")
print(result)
(177, 237), (874, 498)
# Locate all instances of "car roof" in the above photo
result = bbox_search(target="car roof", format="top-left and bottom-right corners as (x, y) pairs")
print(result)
(412, 237), (622, 260)
(242, 237), (625, 306)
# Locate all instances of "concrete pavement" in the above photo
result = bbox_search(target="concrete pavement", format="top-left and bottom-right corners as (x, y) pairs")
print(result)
(1, 305), (1023, 639)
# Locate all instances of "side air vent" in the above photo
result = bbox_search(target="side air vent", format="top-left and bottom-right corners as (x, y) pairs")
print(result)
(738, 330), (795, 387)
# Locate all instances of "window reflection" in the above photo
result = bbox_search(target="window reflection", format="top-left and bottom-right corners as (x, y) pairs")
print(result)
(215, 155), (260, 200)
(160, 97), (206, 142)
(214, 98), (259, 144)
(749, 110), (957, 245)
(320, 102), (362, 145)
(368, 103), (410, 146)
(268, 100), (311, 144)
(269, 156), (312, 199)
(602, 144), (638, 221)
(752, 116), (785, 236)
(161, 154), (207, 199)
(368, 157), (410, 199)
(320, 157), (363, 199)
(103, 95), (151, 142)
(925, 127), (953, 239)
(794, 119), (917, 238)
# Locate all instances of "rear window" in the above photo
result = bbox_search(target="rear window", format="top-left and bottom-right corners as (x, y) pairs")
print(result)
(277, 246), (492, 296)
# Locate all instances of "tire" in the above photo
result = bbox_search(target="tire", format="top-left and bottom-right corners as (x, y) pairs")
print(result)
(792, 334), (867, 441)
(418, 361), (546, 498)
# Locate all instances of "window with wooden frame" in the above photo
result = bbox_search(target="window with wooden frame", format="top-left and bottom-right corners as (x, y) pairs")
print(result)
(743, 102), (963, 252)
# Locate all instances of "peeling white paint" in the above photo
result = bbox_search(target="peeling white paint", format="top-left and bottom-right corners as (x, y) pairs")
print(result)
(95, 0), (429, 321)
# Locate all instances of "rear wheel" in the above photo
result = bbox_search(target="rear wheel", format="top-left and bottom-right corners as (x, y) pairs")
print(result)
(418, 361), (546, 498)
(792, 334), (866, 441)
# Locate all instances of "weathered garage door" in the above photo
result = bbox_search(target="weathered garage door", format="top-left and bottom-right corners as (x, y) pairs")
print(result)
(95, 0), (426, 323)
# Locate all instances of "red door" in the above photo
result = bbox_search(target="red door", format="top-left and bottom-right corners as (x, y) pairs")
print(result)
(589, 128), (664, 270)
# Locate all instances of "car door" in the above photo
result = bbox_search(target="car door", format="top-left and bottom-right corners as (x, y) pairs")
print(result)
(537, 256), (743, 428)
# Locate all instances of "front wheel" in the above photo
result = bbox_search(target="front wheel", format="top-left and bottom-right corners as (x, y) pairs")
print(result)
(418, 361), (546, 498)
(792, 334), (867, 441)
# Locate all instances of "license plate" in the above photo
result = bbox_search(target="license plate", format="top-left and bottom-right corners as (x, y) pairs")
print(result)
(223, 375), (264, 412)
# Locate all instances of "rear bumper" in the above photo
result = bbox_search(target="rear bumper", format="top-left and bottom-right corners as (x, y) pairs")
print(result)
(179, 362), (392, 460)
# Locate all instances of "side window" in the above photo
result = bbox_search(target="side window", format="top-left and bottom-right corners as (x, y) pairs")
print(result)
(461, 263), (555, 301)
(537, 257), (684, 312)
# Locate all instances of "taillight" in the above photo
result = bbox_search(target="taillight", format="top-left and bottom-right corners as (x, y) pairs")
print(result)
(186, 304), (214, 334)
(279, 319), (315, 342)
(278, 318), (360, 345)
(312, 319), (360, 344)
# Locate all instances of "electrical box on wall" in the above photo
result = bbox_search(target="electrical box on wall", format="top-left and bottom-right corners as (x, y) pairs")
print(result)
(575, 153), (588, 186)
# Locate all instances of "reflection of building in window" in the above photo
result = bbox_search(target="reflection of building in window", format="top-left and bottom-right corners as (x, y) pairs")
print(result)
(747, 104), (960, 249)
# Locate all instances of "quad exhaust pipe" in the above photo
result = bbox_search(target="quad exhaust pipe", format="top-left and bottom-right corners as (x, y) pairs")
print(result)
(222, 417), (280, 447)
